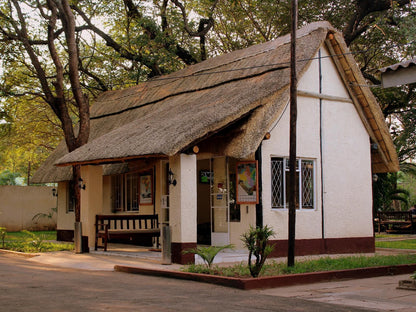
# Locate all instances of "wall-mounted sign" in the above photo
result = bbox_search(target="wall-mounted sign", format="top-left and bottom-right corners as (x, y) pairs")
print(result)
(236, 161), (259, 204)
(139, 173), (153, 205)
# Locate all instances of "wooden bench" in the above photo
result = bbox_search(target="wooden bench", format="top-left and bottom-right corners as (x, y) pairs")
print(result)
(95, 214), (160, 251)
(377, 211), (416, 234)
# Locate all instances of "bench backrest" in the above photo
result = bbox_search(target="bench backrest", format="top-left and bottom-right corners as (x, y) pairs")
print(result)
(96, 214), (159, 230)
(378, 211), (413, 221)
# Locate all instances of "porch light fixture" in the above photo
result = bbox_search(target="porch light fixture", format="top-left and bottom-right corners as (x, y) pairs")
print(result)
(372, 174), (378, 182)
(52, 188), (58, 197)
(168, 169), (177, 186)
(78, 178), (86, 190)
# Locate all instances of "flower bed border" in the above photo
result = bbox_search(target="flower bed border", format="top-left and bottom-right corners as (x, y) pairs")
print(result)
(114, 263), (416, 290)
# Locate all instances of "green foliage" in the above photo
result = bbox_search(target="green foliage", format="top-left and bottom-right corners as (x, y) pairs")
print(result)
(0, 227), (6, 248)
(0, 170), (20, 185)
(21, 230), (46, 252)
(183, 262), (251, 277)
(2, 230), (73, 253)
(399, 170), (416, 207)
(241, 225), (275, 278)
(373, 173), (410, 213)
(183, 254), (416, 277)
(279, 254), (416, 275)
(5, 231), (57, 241)
(376, 239), (416, 250)
(183, 244), (234, 268)
(32, 207), (57, 224)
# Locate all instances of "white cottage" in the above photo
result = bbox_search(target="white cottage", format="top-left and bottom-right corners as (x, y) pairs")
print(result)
(32, 22), (398, 264)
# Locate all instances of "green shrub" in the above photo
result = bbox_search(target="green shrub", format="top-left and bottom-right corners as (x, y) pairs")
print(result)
(21, 230), (46, 252)
(183, 244), (234, 268)
(241, 225), (275, 277)
(0, 227), (6, 248)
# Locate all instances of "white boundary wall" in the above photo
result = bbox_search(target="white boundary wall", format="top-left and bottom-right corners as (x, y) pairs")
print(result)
(0, 186), (57, 231)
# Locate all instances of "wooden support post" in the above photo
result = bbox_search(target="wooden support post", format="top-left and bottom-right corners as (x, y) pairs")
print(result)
(288, 0), (298, 268)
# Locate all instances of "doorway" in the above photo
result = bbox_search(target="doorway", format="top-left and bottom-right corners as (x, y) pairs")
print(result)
(197, 157), (231, 246)
(197, 159), (211, 245)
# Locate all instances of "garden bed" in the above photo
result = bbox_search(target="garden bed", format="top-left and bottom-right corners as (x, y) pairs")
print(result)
(0, 230), (73, 253)
(115, 262), (416, 290)
(114, 254), (416, 290)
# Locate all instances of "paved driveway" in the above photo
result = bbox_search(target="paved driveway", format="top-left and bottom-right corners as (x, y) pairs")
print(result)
(0, 253), (374, 312)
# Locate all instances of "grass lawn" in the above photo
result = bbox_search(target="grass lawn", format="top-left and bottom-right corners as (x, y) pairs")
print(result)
(5, 231), (57, 241)
(375, 234), (405, 239)
(183, 254), (416, 278)
(0, 230), (73, 253)
(376, 239), (416, 250)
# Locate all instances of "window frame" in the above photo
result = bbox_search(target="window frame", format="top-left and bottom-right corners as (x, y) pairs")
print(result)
(271, 157), (316, 211)
(111, 171), (147, 213)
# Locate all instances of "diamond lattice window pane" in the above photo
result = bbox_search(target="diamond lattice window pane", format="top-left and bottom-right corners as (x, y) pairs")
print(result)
(271, 158), (284, 208)
(301, 160), (314, 208)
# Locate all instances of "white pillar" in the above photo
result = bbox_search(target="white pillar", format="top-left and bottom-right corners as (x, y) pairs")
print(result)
(80, 165), (103, 250)
(169, 154), (197, 263)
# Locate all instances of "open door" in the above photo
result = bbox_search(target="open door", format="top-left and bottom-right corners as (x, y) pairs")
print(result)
(210, 157), (230, 246)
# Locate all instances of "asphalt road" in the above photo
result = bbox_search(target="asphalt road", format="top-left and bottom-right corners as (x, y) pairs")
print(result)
(0, 253), (376, 312)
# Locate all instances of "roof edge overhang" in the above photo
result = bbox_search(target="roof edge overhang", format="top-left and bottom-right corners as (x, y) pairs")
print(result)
(55, 154), (168, 167)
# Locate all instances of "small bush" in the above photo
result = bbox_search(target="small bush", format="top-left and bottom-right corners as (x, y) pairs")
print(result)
(241, 225), (275, 277)
(183, 244), (234, 268)
(0, 227), (6, 248)
(1, 230), (73, 253)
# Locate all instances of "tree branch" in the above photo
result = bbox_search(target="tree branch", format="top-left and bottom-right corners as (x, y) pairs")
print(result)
(343, 0), (411, 46)
(55, 0), (90, 148)
(72, 4), (162, 77)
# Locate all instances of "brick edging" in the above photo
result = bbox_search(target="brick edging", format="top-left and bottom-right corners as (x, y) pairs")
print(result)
(0, 249), (39, 258)
(114, 263), (416, 290)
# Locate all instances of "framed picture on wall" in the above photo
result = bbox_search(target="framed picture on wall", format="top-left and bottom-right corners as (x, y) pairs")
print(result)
(236, 161), (259, 204)
(139, 173), (153, 205)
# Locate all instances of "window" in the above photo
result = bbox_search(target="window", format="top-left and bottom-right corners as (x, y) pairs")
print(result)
(271, 158), (315, 210)
(111, 172), (142, 212)
(67, 181), (75, 213)
(111, 175), (123, 212)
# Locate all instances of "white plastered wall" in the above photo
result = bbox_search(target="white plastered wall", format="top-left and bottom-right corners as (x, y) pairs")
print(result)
(261, 46), (373, 240)
(169, 154), (197, 243)
(56, 181), (74, 231)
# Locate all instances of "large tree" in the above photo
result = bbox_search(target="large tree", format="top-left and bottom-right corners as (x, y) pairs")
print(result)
(0, 0), (219, 250)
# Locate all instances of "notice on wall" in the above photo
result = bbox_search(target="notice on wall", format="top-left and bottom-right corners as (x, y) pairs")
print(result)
(236, 161), (258, 204)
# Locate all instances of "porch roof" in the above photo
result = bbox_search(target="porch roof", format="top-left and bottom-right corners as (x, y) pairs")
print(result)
(32, 21), (398, 183)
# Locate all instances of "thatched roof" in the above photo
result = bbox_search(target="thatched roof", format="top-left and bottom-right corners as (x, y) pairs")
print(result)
(32, 21), (398, 183)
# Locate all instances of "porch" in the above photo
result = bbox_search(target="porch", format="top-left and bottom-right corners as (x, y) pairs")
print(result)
(91, 243), (252, 266)
(75, 154), (258, 264)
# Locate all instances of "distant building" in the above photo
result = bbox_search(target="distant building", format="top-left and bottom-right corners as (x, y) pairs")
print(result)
(380, 58), (416, 88)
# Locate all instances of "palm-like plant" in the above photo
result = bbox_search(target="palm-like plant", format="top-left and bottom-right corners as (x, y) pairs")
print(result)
(374, 172), (411, 213)
(241, 225), (275, 278)
(183, 244), (234, 268)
